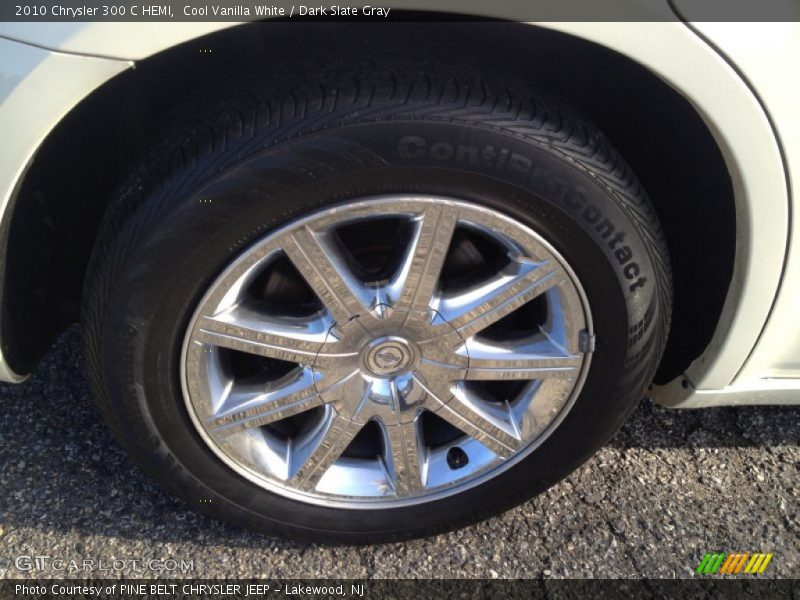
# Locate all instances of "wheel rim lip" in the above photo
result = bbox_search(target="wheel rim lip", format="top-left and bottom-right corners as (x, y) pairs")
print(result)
(179, 195), (594, 509)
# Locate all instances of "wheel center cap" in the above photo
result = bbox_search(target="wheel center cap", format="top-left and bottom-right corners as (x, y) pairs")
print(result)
(361, 336), (416, 377)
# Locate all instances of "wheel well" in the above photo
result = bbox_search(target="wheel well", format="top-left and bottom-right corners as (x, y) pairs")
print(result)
(0, 21), (735, 381)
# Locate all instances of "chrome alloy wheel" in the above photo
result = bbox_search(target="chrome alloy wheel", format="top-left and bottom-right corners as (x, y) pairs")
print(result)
(181, 196), (593, 507)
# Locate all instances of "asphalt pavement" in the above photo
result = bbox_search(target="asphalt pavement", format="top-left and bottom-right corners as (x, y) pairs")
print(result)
(1, 327), (798, 579)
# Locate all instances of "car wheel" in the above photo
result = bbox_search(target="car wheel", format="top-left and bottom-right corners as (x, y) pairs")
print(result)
(82, 64), (671, 542)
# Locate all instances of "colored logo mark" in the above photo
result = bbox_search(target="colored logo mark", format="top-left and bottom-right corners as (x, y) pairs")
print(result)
(695, 552), (773, 575)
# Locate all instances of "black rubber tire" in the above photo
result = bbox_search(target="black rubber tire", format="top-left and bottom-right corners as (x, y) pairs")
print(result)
(82, 63), (672, 543)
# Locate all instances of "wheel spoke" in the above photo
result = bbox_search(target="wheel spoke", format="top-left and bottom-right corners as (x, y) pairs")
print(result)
(314, 369), (370, 415)
(436, 258), (563, 339)
(381, 418), (426, 496)
(464, 337), (582, 381)
(391, 205), (460, 314)
(415, 377), (522, 459)
(196, 308), (331, 365)
(289, 412), (364, 491)
(281, 226), (372, 324)
(208, 367), (323, 434)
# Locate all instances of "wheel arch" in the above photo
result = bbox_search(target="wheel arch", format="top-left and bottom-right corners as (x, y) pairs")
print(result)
(0, 20), (785, 403)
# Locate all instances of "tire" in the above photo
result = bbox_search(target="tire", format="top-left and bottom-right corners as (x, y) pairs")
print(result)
(82, 63), (671, 543)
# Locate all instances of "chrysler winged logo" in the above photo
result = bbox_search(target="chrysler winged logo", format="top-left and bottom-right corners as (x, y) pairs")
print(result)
(375, 349), (403, 368)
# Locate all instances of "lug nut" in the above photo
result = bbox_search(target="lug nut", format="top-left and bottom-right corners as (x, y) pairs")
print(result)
(446, 446), (469, 470)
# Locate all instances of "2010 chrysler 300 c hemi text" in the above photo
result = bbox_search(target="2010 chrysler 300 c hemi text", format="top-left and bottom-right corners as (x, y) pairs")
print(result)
(0, 12), (798, 541)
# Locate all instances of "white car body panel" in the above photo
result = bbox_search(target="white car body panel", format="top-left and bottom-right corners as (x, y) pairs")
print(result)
(0, 23), (235, 59)
(0, 38), (130, 381)
(655, 22), (800, 407)
(690, 23), (800, 382)
(0, 18), (797, 407)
